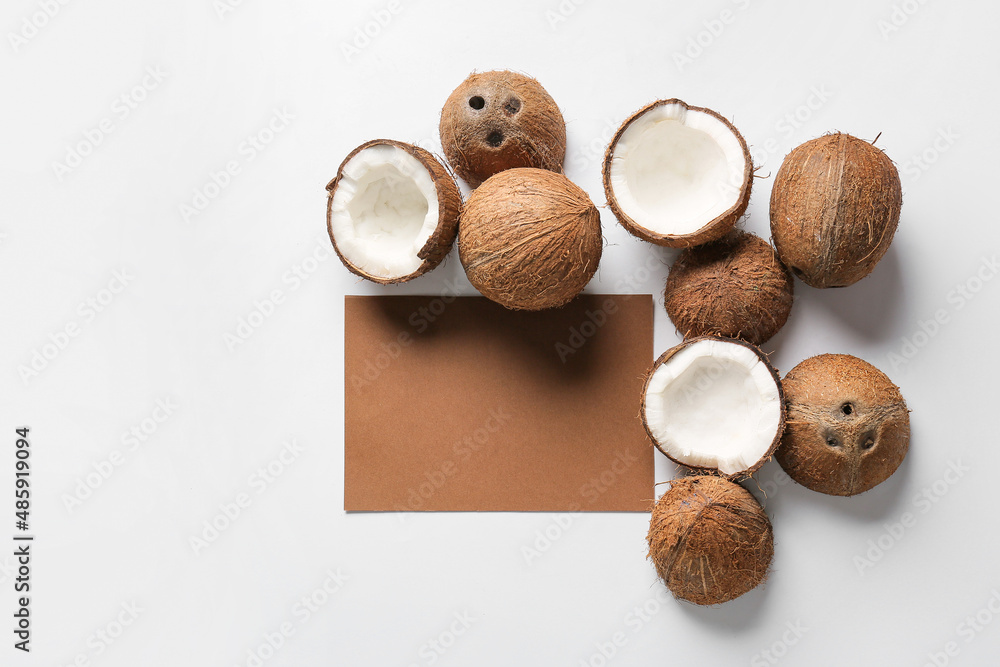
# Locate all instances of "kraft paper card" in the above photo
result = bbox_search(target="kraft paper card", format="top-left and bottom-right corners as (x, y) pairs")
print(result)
(344, 294), (654, 512)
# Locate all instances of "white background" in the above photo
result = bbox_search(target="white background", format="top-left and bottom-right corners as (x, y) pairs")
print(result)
(2, 0), (998, 665)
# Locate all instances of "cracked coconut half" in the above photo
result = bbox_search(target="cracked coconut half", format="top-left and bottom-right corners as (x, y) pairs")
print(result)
(603, 99), (752, 248)
(642, 337), (785, 478)
(327, 139), (461, 284)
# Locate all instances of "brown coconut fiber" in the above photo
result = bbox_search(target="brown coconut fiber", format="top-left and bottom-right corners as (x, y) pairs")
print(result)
(770, 133), (902, 288)
(440, 70), (566, 188)
(664, 231), (794, 346)
(647, 475), (773, 605)
(458, 168), (602, 311)
(776, 354), (910, 496)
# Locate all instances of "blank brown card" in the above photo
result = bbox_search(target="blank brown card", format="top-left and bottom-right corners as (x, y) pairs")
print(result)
(344, 294), (654, 512)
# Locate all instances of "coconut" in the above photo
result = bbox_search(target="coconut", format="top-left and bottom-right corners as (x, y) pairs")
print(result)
(458, 168), (602, 310)
(770, 133), (902, 288)
(642, 336), (785, 478)
(664, 232), (794, 346)
(647, 475), (773, 605)
(603, 99), (753, 248)
(439, 71), (566, 188)
(776, 354), (910, 496)
(326, 139), (462, 284)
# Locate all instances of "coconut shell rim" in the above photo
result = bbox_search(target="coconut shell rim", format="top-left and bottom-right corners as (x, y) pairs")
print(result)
(602, 99), (754, 249)
(326, 138), (462, 285)
(640, 335), (786, 480)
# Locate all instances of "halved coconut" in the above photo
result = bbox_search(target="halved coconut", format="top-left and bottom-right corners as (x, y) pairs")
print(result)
(603, 99), (752, 248)
(641, 336), (785, 478)
(327, 139), (462, 284)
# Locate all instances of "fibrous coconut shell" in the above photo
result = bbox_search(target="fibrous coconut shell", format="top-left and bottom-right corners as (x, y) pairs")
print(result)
(664, 232), (794, 346)
(458, 168), (602, 311)
(440, 71), (566, 188)
(647, 475), (773, 605)
(776, 354), (910, 496)
(770, 133), (902, 288)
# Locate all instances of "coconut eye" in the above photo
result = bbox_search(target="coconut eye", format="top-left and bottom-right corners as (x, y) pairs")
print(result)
(441, 70), (565, 185)
(841, 402), (853, 415)
(826, 437), (839, 447)
(861, 436), (876, 450)
(486, 131), (504, 147)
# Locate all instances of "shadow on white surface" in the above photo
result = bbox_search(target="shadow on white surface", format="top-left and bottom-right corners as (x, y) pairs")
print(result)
(794, 244), (906, 342)
(674, 567), (773, 630)
(756, 449), (914, 525)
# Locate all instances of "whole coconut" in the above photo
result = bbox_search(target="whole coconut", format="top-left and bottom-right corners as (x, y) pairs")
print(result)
(776, 354), (910, 496)
(440, 71), (566, 187)
(458, 168), (602, 310)
(647, 475), (773, 605)
(663, 232), (793, 345)
(770, 133), (902, 288)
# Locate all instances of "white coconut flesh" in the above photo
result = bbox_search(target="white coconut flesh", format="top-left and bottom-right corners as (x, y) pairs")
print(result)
(329, 144), (440, 279)
(609, 103), (746, 236)
(644, 339), (781, 475)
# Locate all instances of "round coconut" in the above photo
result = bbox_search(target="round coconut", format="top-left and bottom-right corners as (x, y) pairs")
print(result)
(603, 99), (753, 248)
(326, 139), (462, 284)
(770, 133), (902, 288)
(664, 231), (794, 346)
(458, 168), (602, 311)
(648, 475), (773, 605)
(439, 71), (566, 188)
(776, 354), (909, 496)
(641, 336), (785, 479)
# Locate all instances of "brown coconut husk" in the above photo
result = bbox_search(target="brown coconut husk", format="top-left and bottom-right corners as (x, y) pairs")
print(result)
(640, 336), (786, 480)
(439, 71), (566, 188)
(647, 475), (773, 605)
(770, 133), (902, 288)
(458, 168), (602, 310)
(326, 139), (462, 285)
(603, 99), (753, 248)
(776, 354), (910, 496)
(664, 231), (794, 346)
